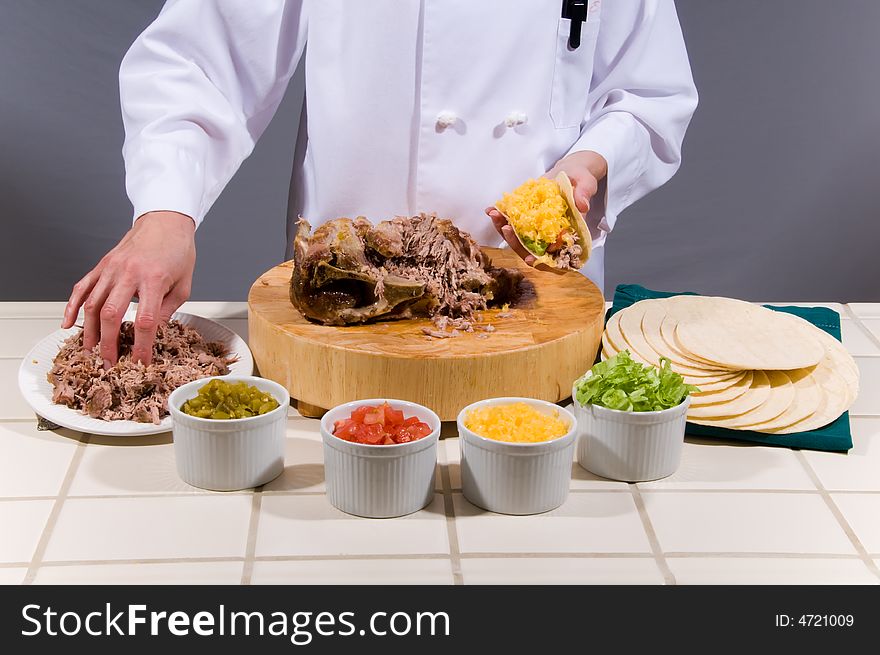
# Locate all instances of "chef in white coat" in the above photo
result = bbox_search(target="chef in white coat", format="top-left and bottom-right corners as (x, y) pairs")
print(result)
(63, 0), (697, 365)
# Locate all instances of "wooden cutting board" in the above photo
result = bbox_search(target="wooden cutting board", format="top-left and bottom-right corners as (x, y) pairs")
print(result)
(247, 248), (604, 420)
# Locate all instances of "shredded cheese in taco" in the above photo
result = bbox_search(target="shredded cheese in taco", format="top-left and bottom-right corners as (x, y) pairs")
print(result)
(494, 178), (572, 255)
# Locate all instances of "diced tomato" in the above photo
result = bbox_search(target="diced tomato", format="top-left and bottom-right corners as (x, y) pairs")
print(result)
(410, 423), (433, 438)
(384, 403), (405, 426)
(333, 402), (432, 445)
(351, 405), (372, 423)
(363, 410), (385, 425)
(335, 420), (359, 441)
(362, 423), (385, 444)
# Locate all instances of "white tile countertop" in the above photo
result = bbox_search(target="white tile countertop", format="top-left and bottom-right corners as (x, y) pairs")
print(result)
(1, 301), (880, 585)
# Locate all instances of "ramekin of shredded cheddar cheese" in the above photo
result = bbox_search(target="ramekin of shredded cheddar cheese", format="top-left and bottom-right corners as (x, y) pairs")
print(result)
(457, 398), (577, 515)
(464, 402), (570, 443)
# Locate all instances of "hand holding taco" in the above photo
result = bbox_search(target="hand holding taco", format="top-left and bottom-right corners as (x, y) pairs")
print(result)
(490, 172), (592, 271)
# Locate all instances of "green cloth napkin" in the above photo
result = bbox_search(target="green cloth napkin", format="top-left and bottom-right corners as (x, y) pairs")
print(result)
(607, 284), (852, 452)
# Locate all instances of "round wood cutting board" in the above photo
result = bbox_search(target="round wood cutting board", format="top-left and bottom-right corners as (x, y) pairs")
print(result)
(247, 248), (604, 420)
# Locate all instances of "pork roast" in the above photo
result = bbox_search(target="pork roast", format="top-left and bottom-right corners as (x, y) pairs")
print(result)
(290, 214), (522, 327)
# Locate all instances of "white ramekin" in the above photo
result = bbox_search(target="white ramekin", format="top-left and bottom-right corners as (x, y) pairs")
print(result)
(320, 399), (441, 518)
(169, 375), (289, 491)
(457, 397), (577, 515)
(573, 384), (691, 482)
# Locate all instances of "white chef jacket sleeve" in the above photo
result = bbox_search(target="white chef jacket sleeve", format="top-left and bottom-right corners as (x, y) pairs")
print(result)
(568, 0), (698, 247)
(119, 0), (307, 226)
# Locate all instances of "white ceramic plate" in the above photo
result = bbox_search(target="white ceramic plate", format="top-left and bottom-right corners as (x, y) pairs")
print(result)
(17, 311), (254, 436)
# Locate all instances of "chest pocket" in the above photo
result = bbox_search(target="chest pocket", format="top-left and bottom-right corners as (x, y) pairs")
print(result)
(550, 16), (601, 129)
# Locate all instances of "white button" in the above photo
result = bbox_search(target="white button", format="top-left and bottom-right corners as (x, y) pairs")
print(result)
(504, 111), (528, 128)
(435, 111), (458, 128)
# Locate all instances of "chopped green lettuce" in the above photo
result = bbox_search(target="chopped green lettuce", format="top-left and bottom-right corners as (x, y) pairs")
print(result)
(574, 350), (699, 412)
(520, 235), (549, 256)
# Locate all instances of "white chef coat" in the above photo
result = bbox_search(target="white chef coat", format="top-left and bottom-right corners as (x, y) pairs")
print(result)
(120, 0), (697, 293)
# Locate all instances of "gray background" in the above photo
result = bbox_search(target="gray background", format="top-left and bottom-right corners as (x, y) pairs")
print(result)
(1, 0), (878, 302)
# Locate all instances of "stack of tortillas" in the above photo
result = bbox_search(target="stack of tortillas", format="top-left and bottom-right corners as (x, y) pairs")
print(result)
(602, 297), (859, 434)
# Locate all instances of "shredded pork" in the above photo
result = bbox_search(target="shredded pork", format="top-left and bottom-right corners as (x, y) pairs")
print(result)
(48, 321), (234, 424)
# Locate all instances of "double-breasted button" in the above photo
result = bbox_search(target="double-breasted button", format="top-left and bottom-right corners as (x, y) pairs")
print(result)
(504, 111), (528, 128)
(435, 111), (458, 129)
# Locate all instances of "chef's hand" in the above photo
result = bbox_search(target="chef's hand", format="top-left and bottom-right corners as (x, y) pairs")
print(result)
(486, 150), (608, 266)
(62, 211), (196, 366)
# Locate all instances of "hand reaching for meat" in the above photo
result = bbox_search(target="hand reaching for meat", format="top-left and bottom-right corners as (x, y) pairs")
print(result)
(62, 211), (196, 366)
(486, 149), (607, 267)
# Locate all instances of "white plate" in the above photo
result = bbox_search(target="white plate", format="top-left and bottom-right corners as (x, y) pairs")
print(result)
(17, 311), (254, 436)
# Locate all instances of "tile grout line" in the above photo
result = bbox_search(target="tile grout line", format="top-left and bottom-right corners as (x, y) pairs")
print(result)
(22, 434), (89, 584)
(239, 489), (263, 585)
(794, 450), (880, 582)
(33, 557), (247, 568)
(843, 306), (880, 351)
(628, 485), (676, 585)
(7, 552), (874, 570)
(662, 551), (867, 559)
(439, 460), (464, 585)
(15, 487), (880, 504)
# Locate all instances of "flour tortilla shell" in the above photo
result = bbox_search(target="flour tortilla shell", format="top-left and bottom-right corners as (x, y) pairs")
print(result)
(777, 313), (859, 404)
(741, 367), (823, 432)
(664, 296), (825, 370)
(689, 370), (794, 428)
(555, 171), (592, 264)
(617, 300), (733, 376)
(601, 328), (747, 391)
(689, 370), (754, 406)
(687, 370), (772, 419)
(606, 312), (741, 383)
(761, 347), (854, 434)
(640, 300), (733, 370)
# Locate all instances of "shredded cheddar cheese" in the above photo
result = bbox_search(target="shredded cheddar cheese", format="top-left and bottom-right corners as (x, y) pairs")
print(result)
(464, 402), (570, 443)
(495, 178), (570, 249)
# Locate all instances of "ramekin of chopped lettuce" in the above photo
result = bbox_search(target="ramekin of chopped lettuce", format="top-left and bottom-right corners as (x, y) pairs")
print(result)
(571, 350), (699, 482)
(574, 350), (699, 412)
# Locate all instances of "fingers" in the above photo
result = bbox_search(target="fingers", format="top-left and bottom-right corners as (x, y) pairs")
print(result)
(63, 269), (98, 329)
(159, 281), (191, 323)
(81, 278), (111, 352)
(500, 225), (537, 265)
(131, 285), (163, 365)
(98, 279), (138, 367)
(569, 173), (597, 214)
(486, 207), (508, 237)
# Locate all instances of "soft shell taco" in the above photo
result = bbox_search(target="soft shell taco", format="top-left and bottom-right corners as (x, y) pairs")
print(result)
(494, 172), (591, 270)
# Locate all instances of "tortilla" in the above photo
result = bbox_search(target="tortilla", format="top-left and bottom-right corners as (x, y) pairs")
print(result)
(555, 172), (592, 264)
(739, 367), (822, 432)
(599, 294), (856, 434)
(762, 366), (850, 434)
(689, 370), (754, 406)
(602, 322), (747, 389)
(687, 370), (772, 419)
(663, 296), (825, 371)
(618, 300), (733, 376)
(640, 301), (730, 370)
(608, 310), (734, 379)
(689, 370), (794, 428)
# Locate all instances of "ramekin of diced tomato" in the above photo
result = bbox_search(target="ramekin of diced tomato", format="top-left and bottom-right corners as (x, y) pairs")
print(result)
(331, 402), (434, 445)
(320, 399), (441, 518)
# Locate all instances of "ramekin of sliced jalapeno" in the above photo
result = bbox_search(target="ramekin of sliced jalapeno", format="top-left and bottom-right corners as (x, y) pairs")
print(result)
(181, 378), (280, 420)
